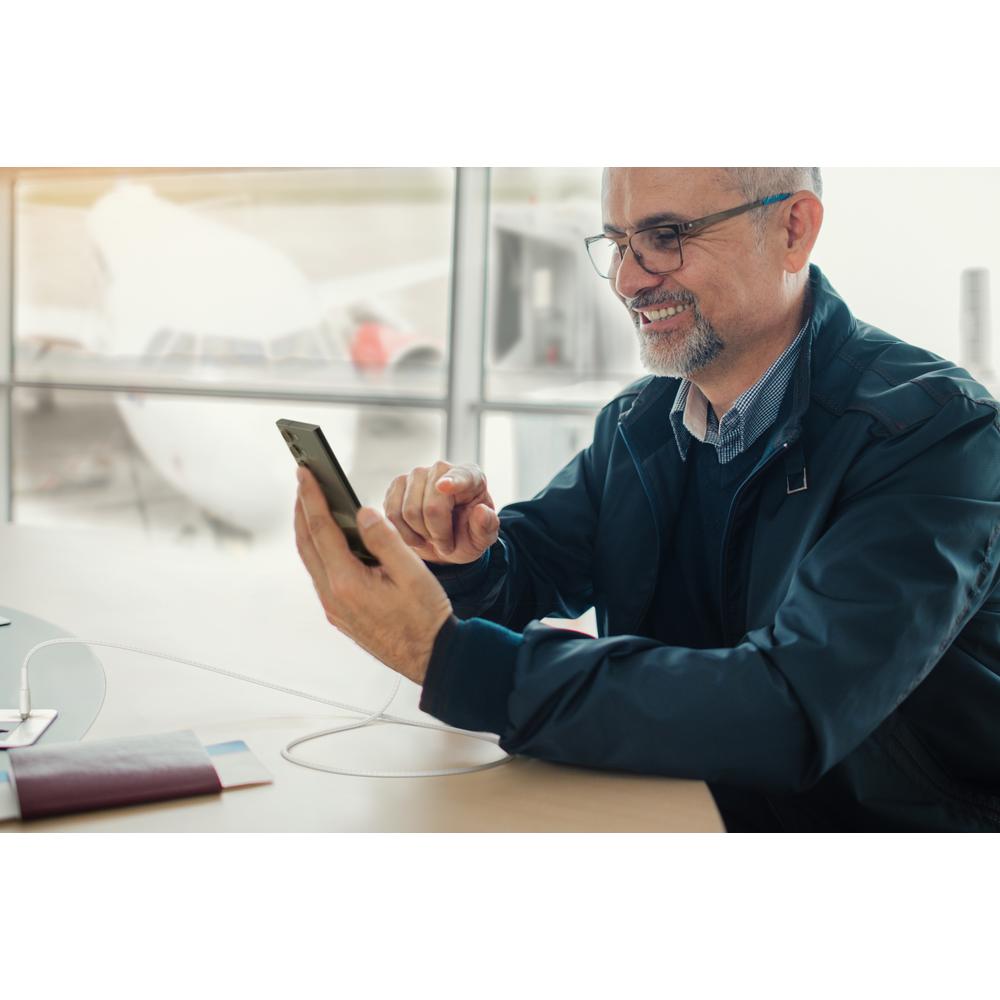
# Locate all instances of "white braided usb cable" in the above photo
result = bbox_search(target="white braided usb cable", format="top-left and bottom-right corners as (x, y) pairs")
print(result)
(19, 637), (511, 778)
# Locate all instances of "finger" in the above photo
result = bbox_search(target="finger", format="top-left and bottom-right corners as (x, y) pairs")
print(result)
(422, 466), (456, 554)
(453, 501), (498, 557)
(435, 464), (487, 502)
(296, 465), (353, 566)
(469, 502), (500, 548)
(384, 475), (426, 548)
(401, 467), (431, 543)
(294, 495), (336, 611)
(356, 506), (427, 584)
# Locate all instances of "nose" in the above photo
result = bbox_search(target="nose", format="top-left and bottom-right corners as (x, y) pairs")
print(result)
(613, 244), (666, 301)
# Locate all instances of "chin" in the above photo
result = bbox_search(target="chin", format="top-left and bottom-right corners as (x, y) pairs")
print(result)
(638, 321), (724, 379)
(640, 341), (722, 379)
(642, 358), (702, 379)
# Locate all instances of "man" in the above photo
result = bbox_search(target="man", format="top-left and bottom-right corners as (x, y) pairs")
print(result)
(294, 167), (1000, 832)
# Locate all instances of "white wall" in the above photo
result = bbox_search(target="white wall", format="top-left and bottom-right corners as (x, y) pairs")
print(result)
(812, 168), (1000, 375)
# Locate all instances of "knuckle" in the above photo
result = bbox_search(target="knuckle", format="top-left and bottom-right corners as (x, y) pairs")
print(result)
(393, 518), (417, 542)
(426, 520), (448, 539)
(427, 518), (451, 541)
(385, 476), (404, 500)
(427, 494), (452, 517)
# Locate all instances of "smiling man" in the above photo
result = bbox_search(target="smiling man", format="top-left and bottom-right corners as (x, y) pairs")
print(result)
(295, 167), (1000, 832)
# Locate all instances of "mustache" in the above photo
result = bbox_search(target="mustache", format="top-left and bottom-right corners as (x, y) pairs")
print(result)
(626, 292), (697, 312)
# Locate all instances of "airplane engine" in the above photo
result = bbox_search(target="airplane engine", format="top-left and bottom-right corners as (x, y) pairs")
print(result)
(349, 320), (443, 372)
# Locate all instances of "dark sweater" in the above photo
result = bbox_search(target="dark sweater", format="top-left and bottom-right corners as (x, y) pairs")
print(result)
(639, 433), (772, 650)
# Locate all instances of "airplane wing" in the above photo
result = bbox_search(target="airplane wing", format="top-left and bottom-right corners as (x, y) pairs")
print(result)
(16, 304), (110, 353)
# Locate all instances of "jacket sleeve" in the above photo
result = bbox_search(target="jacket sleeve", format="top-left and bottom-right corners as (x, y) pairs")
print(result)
(420, 394), (1000, 793)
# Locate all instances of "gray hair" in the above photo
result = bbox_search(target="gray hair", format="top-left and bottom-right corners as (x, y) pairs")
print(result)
(725, 167), (822, 201)
(725, 167), (822, 244)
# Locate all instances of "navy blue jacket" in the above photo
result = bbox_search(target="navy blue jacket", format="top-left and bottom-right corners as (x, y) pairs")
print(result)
(420, 266), (1000, 831)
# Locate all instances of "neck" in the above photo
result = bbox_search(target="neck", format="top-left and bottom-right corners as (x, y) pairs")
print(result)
(691, 284), (810, 419)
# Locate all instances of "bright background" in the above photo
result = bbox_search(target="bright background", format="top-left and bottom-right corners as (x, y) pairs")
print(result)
(2, 166), (997, 561)
(4, 1), (999, 995)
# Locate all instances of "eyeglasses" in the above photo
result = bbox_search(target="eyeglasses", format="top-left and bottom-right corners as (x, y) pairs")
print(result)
(584, 192), (792, 279)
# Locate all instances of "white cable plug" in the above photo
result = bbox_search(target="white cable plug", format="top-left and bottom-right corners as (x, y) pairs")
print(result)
(18, 637), (511, 779)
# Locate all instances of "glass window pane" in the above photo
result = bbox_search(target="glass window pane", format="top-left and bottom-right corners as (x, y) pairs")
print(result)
(486, 168), (641, 406)
(14, 169), (454, 399)
(486, 168), (1000, 405)
(481, 409), (597, 510)
(812, 168), (1000, 390)
(13, 387), (444, 551)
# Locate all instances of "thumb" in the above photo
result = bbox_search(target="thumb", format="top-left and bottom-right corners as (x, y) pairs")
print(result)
(356, 506), (424, 580)
(469, 503), (499, 546)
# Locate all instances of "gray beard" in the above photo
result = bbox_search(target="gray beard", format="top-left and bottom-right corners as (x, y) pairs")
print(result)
(637, 305), (725, 378)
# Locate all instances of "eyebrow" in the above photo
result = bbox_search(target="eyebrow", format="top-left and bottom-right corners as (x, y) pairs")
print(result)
(603, 211), (691, 236)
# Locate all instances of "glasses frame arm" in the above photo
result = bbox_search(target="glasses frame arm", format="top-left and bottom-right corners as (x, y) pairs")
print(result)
(584, 191), (793, 278)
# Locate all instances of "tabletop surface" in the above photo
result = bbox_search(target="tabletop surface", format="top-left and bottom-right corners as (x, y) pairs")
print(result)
(0, 523), (724, 833)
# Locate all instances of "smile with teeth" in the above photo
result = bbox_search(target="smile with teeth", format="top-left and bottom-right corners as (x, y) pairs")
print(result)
(640, 303), (689, 322)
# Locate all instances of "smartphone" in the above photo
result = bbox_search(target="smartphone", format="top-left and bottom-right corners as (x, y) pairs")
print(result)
(277, 418), (379, 566)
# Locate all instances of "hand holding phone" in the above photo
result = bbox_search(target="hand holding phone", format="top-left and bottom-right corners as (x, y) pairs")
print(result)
(277, 419), (378, 566)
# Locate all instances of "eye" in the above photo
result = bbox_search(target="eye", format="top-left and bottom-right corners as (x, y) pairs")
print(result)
(647, 229), (680, 251)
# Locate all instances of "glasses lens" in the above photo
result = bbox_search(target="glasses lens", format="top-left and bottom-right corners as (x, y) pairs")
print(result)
(632, 227), (682, 274)
(586, 237), (621, 278)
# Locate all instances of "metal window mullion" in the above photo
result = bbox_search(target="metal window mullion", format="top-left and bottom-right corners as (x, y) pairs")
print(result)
(446, 168), (490, 464)
(10, 378), (448, 409)
(1, 172), (13, 522)
(474, 399), (602, 418)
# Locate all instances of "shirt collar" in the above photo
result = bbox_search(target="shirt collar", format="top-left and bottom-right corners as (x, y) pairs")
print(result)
(669, 321), (809, 464)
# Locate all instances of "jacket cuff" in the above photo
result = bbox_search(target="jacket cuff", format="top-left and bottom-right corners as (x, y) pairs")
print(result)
(426, 548), (492, 601)
(420, 614), (522, 736)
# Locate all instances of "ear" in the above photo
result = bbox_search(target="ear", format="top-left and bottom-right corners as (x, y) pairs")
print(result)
(779, 192), (824, 274)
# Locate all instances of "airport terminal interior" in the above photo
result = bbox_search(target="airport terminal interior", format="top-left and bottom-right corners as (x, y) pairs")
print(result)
(3, 168), (998, 565)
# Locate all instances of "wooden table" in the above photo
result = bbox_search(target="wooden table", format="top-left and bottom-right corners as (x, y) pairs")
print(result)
(0, 523), (724, 832)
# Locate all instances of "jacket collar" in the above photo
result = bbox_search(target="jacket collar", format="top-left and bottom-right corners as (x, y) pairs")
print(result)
(620, 264), (859, 461)
(781, 264), (858, 434)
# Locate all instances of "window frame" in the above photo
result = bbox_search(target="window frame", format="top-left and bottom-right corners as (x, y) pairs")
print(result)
(0, 166), (608, 532)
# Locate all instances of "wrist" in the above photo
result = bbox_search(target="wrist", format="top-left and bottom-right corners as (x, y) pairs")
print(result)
(409, 605), (454, 686)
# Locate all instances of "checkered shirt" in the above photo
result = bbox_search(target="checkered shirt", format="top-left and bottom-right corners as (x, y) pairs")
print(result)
(668, 323), (808, 465)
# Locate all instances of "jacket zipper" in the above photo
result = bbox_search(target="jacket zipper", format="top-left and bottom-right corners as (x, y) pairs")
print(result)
(618, 421), (662, 633)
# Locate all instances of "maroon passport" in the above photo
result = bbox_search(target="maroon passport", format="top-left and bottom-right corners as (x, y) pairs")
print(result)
(9, 729), (223, 820)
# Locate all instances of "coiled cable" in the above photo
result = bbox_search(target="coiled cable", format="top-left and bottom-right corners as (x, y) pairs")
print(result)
(19, 637), (511, 778)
